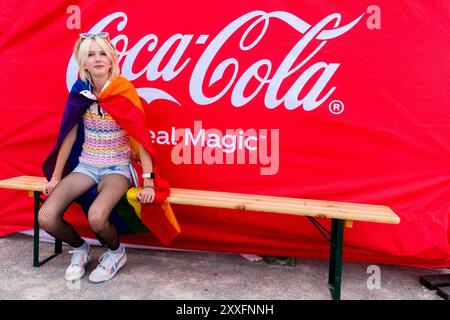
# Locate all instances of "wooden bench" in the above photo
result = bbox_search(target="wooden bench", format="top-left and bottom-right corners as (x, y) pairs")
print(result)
(0, 175), (400, 300)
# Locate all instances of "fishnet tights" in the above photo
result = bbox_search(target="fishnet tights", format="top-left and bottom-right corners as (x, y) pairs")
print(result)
(38, 172), (130, 250)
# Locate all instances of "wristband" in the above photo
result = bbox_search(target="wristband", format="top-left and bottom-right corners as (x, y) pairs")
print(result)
(143, 185), (154, 190)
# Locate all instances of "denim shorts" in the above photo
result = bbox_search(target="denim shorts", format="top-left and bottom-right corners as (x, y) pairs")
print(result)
(72, 162), (132, 184)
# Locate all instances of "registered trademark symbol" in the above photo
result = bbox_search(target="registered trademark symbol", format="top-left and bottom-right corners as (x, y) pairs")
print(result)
(329, 100), (344, 115)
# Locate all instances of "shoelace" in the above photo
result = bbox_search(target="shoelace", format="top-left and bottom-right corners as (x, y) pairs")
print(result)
(68, 249), (88, 267)
(97, 252), (118, 272)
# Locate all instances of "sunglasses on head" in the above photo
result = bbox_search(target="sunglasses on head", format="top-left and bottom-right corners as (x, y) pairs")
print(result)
(79, 32), (110, 40)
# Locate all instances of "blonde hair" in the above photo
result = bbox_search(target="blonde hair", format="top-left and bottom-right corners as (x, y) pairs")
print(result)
(73, 36), (120, 85)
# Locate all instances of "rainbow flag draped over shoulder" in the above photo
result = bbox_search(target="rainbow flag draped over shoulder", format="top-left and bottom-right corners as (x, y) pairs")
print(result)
(43, 75), (180, 246)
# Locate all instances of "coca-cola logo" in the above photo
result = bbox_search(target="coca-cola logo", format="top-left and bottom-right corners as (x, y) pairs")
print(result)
(67, 10), (364, 111)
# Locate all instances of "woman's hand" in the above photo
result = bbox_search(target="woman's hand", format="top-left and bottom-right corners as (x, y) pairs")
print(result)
(137, 186), (155, 204)
(43, 177), (61, 196)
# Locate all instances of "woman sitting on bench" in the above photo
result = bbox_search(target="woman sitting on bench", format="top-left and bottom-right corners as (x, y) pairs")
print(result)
(39, 32), (168, 283)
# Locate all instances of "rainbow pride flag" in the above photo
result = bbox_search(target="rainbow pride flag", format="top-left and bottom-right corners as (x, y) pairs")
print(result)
(43, 75), (180, 246)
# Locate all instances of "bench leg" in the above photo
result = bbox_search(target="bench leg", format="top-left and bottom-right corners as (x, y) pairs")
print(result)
(33, 191), (40, 267)
(328, 218), (344, 300)
(33, 191), (63, 267)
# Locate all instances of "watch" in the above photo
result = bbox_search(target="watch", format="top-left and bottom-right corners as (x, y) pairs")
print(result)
(142, 172), (155, 179)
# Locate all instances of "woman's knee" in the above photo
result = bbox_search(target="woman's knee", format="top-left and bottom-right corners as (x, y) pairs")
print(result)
(87, 207), (110, 233)
(38, 205), (61, 231)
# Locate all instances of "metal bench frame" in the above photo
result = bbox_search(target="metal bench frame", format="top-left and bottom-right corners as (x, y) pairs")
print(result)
(31, 190), (346, 300)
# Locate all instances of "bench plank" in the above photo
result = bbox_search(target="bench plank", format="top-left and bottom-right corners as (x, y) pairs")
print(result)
(171, 189), (399, 223)
(0, 176), (400, 224)
(178, 188), (391, 212)
(0, 176), (46, 192)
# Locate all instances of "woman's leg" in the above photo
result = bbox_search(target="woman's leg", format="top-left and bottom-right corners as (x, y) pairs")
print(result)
(87, 173), (130, 250)
(38, 172), (97, 247)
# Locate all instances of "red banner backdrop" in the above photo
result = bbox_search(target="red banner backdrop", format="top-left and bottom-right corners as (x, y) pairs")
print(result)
(0, 1), (449, 268)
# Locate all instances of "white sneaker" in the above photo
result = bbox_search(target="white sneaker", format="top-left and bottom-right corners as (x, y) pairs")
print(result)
(88, 248), (127, 283)
(65, 245), (91, 281)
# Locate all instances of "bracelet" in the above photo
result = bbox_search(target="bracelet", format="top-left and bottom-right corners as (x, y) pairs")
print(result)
(50, 177), (61, 181)
(143, 185), (155, 190)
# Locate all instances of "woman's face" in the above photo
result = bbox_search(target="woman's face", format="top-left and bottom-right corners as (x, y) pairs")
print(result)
(84, 40), (112, 79)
